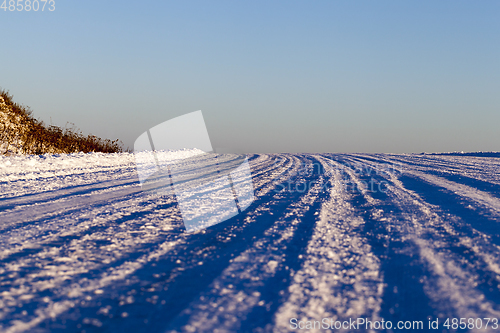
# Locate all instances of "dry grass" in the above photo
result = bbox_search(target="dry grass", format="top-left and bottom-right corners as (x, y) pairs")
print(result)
(0, 89), (124, 154)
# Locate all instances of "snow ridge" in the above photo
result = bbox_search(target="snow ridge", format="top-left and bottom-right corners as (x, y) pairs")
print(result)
(1, 153), (500, 332)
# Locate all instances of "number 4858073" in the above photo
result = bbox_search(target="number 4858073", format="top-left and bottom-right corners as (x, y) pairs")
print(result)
(1, 0), (55, 11)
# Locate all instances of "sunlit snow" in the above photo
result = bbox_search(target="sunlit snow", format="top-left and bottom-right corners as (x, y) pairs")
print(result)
(1, 151), (500, 332)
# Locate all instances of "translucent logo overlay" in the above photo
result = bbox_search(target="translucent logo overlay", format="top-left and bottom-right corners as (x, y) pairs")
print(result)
(133, 111), (255, 232)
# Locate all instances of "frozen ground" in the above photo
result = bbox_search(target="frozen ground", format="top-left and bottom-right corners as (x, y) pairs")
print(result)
(1, 151), (500, 332)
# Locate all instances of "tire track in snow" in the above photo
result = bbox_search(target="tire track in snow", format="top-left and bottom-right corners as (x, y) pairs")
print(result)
(370, 154), (500, 193)
(347, 155), (500, 325)
(352, 154), (500, 238)
(163, 156), (328, 333)
(37, 155), (317, 333)
(0, 154), (284, 261)
(273, 156), (383, 333)
(0, 154), (303, 332)
(0, 154), (283, 280)
(0, 153), (287, 268)
(324, 155), (439, 327)
(2, 153), (500, 332)
(404, 171), (500, 217)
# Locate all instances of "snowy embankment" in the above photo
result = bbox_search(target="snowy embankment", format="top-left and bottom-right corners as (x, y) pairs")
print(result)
(0, 94), (27, 155)
(1, 152), (500, 332)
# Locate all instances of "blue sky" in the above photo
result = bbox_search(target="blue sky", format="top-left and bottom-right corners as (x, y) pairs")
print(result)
(1, 1), (499, 153)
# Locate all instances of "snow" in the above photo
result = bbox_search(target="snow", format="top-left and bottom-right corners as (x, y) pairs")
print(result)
(1, 152), (500, 332)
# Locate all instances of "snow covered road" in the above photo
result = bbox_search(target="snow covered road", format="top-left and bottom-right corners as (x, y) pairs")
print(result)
(1, 152), (500, 332)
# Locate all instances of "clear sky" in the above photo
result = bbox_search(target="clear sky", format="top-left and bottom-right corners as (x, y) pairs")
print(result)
(1, 1), (499, 153)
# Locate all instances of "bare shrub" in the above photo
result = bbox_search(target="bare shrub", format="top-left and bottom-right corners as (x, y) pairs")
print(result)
(0, 89), (124, 155)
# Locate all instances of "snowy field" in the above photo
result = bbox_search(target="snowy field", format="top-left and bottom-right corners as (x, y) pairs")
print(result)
(1, 151), (500, 332)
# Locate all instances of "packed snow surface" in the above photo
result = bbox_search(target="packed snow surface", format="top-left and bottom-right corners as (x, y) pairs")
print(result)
(1, 151), (500, 332)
